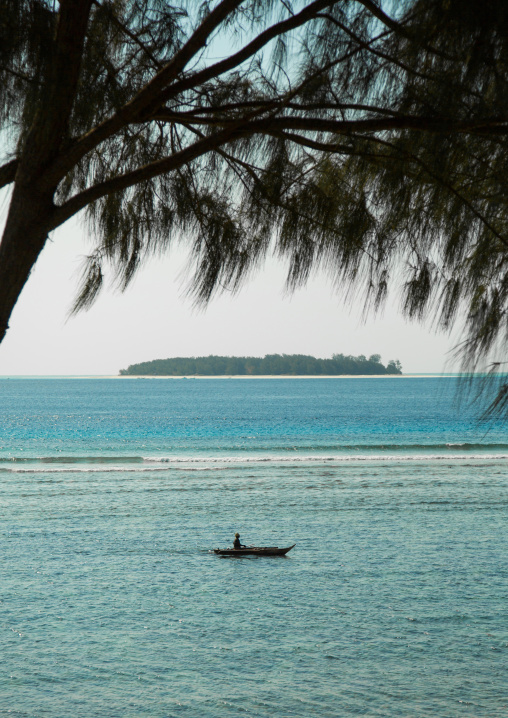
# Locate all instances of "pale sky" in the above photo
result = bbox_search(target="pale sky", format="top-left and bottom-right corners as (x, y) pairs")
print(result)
(0, 191), (460, 376)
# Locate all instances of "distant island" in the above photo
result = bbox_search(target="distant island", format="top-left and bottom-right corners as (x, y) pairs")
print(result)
(119, 354), (403, 376)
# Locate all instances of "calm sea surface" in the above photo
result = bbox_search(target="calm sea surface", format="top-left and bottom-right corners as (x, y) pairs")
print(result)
(1, 377), (507, 717)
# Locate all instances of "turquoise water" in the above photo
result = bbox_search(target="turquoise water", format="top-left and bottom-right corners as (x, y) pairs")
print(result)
(1, 378), (507, 716)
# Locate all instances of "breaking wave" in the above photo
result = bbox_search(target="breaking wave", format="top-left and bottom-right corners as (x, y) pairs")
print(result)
(1, 449), (508, 473)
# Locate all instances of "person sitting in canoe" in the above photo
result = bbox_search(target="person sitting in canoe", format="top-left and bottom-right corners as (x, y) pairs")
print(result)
(233, 532), (246, 549)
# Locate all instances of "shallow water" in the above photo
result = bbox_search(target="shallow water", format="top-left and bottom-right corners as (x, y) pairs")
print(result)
(1, 378), (507, 716)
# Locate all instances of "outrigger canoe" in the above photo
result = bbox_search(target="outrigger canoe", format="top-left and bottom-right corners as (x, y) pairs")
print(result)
(213, 544), (295, 556)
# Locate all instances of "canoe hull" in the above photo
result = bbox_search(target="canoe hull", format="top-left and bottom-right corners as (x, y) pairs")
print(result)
(213, 544), (295, 556)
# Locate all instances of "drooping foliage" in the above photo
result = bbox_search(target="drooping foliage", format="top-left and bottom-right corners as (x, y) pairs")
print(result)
(1, 0), (508, 412)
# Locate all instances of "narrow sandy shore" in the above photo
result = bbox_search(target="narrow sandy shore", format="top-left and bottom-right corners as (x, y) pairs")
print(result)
(0, 374), (462, 379)
(108, 373), (458, 379)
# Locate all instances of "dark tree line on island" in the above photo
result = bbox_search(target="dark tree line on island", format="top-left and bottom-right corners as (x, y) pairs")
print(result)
(1, 1), (508, 415)
(120, 354), (402, 376)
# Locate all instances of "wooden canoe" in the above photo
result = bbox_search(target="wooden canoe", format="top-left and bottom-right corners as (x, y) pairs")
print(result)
(213, 544), (295, 556)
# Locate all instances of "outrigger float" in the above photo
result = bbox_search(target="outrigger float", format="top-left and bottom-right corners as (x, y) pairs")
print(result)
(213, 544), (295, 557)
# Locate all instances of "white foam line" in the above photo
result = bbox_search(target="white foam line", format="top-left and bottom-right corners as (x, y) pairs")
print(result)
(3, 453), (507, 472)
(3, 466), (167, 474)
(143, 453), (508, 464)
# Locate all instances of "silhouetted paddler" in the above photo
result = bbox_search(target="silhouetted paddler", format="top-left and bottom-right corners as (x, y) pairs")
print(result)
(233, 532), (246, 549)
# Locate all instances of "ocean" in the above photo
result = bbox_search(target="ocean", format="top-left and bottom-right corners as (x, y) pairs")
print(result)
(1, 377), (507, 717)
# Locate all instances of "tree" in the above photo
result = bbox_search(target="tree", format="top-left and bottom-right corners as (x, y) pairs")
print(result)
(1, 0), (508, 407)
(386, 359), (402, 374)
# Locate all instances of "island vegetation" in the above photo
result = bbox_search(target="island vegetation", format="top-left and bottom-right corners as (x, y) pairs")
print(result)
(120, 354), (402, 377)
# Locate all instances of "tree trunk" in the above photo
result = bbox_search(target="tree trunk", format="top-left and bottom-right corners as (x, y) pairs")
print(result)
(0, 182), (54, 342)
(0, 0), (93, 343)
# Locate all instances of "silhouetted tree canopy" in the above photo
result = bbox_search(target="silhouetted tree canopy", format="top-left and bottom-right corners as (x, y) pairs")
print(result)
(1, 0), (508, 410)
(119, 353), (402, 375)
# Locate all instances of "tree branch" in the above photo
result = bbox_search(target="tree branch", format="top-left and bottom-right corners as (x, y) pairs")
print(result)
(48, 105), (508, 231)
(268, 129), (383, 158)
(318, 12), (448, 88)
(153, 99), (408, 121)
(138, 111), (508, 136)
(0, 64), (38, 84)
(141, 0), (338, 114)
(50, 124), (251, 228)
(43, 0), (340, 188)
(91, 0), (162, 69)
(43, 0), (246, 186)
(354, 0), (453, 60)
